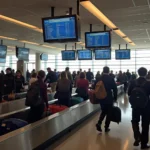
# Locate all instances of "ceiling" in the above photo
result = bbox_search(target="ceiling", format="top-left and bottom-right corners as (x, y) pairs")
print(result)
(0, 0), (150, 55)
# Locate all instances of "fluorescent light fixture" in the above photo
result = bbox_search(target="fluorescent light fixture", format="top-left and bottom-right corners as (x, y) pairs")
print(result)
(0, 36), (17, 41)
(80, 0), (135, 46)
(42, 45), (57, 49)
(19, 40), (40, 45)
(0, 15), (43, 33)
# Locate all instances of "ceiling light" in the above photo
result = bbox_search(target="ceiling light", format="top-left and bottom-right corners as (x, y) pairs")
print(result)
(42, 45), (57, 49)
(7, 46), (15, 48)
(0, 36), (17, 41)
(19, 40), (40, 45)
(80, 0), (135, 46)
(0, 15), (43, 33)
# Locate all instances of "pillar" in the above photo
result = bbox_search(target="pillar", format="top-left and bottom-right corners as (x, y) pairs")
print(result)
(17, 60), (26, 80)
(35, 53), (41, 71)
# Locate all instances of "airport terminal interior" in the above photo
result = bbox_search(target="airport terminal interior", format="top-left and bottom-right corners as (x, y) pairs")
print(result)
(0, 0), (150, 150)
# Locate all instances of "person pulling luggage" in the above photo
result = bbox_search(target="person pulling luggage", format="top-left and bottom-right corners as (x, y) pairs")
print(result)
(128, 67), (150, 149)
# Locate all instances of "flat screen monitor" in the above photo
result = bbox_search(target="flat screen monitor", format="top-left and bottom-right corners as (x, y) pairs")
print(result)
(16, 47), (29, 61)
(40, 53), (48, 61)
(95, 49), (111, 60)
(115, 49), (130, 59)
(42, 15), (81, 43)
(61, 50), (76, 60)
(77, 50), (92, 60)
(85, 31), (111, 48)
(0, 58), (6, 63)
(0, 45), (7, 58)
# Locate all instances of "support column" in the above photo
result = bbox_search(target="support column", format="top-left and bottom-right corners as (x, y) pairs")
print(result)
(17, 60), (26, 80)
(35, 53), (41, 71)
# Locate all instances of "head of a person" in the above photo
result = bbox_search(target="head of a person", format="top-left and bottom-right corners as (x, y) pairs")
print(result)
(111, 70), (113, 74)
(61, 71), (67, 79)
(65, 67), (69, 72)
(127, 69), (129, 72)
(138, 67), (147, 77)
(31, 72), (37, 78)
(80, 72), (86, 79)
(6, 68), (12, 74)
(54, 69), (56, 72)
(16, 70), (22, 77)
(47, 67), (51, 73)
(119, 71), (122, 75)
(103, 66), (110, 74)
(38, 70), (46, 81)
(77, 71), (80, 75)
(97, 71), (100, 74)
(32, 69), (35, 72)
(88, 68), (91, 72)
(80, 69), (82, 72)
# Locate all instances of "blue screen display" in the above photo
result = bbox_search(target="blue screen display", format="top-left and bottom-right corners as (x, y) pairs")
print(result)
(17, 48), (29, 61)
(40, 53), (48, 61)
(86, 32), (110, 48)
(78, 50), (92, 60)
(0, 45), (7, 58)
(95, 49), (111, 59)
(115, 49), (130, 59)
(62, 51), (76, 60)
(43, 17), (76, 41)
(0, 58), (6, 63)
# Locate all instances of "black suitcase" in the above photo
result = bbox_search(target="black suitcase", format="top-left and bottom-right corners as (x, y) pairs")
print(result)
(111, 106), (121, 124)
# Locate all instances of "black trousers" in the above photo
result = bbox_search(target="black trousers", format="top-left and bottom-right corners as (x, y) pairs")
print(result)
(98, 104), (113, 129)
(28, 104), (45, 123)
(132, 108), (150, 146)
(123, 82), (128, 93)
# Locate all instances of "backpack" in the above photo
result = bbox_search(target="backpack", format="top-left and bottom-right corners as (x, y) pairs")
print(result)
(129, 81), (148, 108)
(25, 81), (42, 107)
(95, 81), (107, 99)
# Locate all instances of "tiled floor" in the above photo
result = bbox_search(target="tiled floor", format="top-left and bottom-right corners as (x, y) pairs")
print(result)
(49, 94), (142, 150)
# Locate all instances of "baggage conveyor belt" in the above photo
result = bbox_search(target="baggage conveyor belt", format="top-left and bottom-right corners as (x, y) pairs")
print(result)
(0, 85), (124, 150)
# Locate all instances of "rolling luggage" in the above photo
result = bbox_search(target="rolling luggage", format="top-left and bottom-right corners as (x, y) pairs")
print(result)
(0, 118), (28, 136)
(48, 105), (68, 114)
(111, 106), (121, 124)
(71, 97), (84, 105)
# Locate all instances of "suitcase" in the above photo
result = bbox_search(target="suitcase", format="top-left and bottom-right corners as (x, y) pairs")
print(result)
(111, 106), (121, 124)
(0, 118), (28, 136)
(71, 97), (84, 105)
(48, 105), (68, 114)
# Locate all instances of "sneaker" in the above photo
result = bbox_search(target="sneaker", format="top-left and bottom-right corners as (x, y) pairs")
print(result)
(96, 124), (102, 133)
(105, 128), (111, 133)
(141, 145), (150, 149)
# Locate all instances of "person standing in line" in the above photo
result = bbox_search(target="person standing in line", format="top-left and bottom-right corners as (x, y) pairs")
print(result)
(56, 71), (72, 107)
(3, 68), (15, 95)
(45, 68), (57, 92)
(126, 69), (131, 81)
(29, 72), (37, 86)
(95, 67), (117, 133)
(128, 67), (150, 149)
(109, 70), (115, 79)
(86, 68), (94, 83)
(65, 67), (73, 83)
(95, 71), (101, 80)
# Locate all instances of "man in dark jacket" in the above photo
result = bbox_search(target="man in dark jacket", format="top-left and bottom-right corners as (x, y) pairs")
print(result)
(65, 67), (73, 83)
(3, 68), (15, 95)
(95, 66), (117, 133)
(128, 67), (150, 149)
(86, 68), (94, 82)
(126, 69), (131, 81)
(45, 68), (57, 92)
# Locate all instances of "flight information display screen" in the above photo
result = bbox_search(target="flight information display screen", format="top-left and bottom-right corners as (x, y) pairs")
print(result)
(0, 45), (7, 58)
(42, 15), (80, 42)
(115, 49), (130, 59)
(85, 31), (111, 48)
(0, 58), (6, 63)
(77, 50), (92, 60)
(95, 49), (111, 60)
(17, 47), (29, 61)
(40, 53), (48, 61)
(61, 50), (76, 60)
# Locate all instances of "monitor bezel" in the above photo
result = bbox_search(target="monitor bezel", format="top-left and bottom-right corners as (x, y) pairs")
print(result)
(16, 47), (29, 61)
(61, 50), (76, 61)
(42, 14), (80, 43)
(85, 31), (111, 49)
(40, 53), (48, 61)
(77, 49), (93, 60)
(115, 49), (131, 60)
(0, 45), (7, 59)
(95, 49), (111, 60)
